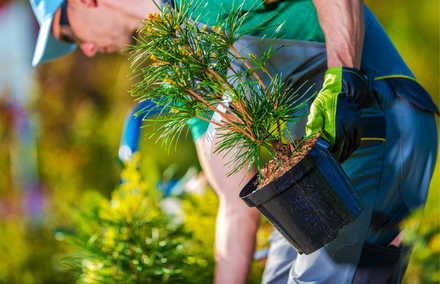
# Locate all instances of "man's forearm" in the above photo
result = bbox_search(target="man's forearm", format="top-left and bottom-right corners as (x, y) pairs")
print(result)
(312, 0), (365, 69)
(195, 134), (260, 284)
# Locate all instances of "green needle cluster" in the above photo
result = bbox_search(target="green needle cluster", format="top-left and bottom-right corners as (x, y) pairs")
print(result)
(128, 0), (315, 178)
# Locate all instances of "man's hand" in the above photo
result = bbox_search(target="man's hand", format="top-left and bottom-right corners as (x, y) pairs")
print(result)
(306, 0), (366, 162)
(306, 66), (368, 162)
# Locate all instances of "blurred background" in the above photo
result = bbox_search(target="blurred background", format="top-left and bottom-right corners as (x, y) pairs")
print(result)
(0, 0), (438, 283)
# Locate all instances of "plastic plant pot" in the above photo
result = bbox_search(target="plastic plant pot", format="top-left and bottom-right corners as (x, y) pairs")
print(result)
(239, 137), (365, 255)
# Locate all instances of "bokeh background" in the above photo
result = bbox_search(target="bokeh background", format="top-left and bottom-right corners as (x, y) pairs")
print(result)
(0, 0), (438, 283)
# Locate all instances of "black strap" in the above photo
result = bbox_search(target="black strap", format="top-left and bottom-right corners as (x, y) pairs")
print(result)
(370, 204), (410, 229)
(60, 1), (69, 26)
(360, 116), (386, 140)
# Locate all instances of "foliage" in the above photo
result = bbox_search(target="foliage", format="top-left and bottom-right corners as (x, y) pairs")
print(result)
(63, 154), (215, 283)
(0, 50), (200, 283)
(62, 153), (274, 284)
(129, 0), (314, 178)
(0, 51), (134, 284)
(0, 212), (72, 284)
(401, 207), (440, 284)
(180, 189), (217, 257)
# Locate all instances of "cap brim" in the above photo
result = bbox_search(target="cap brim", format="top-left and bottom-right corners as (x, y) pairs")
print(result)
(32, 17), (76, 67)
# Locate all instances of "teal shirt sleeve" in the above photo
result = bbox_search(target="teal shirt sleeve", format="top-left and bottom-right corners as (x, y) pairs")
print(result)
(187, 117), (210, 141)
(187, 111), (214, 141)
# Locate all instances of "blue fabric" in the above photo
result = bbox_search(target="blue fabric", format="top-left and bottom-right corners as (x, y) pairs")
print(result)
(119, 100), (162, 161)
(30, 0), (76, 66)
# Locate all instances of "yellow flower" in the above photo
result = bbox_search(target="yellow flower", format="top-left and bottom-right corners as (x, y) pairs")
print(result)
(150, 54), (157, 61)
(201, 25), (207, 33)
(248, 53), (257, 60)
(148, 13), (162, 22)
(164, 78), (172, 84)
(211, 53), (217, 58)
(210, 26), (221, 33)
(170, 108), (179, 114)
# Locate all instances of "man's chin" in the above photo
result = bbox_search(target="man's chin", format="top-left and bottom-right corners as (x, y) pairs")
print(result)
(129, 31), (138, 45)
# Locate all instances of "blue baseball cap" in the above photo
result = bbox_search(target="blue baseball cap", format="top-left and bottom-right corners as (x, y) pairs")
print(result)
(30, 0), (77, 66)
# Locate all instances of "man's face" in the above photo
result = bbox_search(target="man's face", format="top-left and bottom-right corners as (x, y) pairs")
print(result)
(51, 0), (158, 57)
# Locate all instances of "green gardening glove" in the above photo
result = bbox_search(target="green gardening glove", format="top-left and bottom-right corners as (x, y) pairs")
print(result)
(306, 66), (369, 163)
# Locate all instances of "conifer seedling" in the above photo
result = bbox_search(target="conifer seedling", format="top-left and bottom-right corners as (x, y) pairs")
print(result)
(129, 0), (317, 186)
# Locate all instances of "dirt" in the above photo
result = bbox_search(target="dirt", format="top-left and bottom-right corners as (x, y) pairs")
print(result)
(257, 135), (319, 190)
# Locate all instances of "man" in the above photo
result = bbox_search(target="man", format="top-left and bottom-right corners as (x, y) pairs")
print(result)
(30, 0), (438, 283)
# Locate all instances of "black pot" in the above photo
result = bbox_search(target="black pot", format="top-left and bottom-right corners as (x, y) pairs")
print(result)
(239, 137), (365, 255)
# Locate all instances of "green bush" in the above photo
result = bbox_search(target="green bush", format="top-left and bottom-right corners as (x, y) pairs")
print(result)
(63, 154), (215, 283)
(402, 207), (440, 284)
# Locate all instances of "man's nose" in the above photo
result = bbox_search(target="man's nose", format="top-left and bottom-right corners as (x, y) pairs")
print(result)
(79, 42), (98, 57)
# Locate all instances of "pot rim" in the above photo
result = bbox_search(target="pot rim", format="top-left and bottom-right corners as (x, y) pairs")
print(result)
(239, 137), (331, 207)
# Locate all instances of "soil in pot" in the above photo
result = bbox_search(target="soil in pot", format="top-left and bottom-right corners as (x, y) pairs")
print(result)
(258, 135), (319, 189)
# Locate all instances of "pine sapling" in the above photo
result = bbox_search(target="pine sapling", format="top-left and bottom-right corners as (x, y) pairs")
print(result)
(128, 0), (317, 187)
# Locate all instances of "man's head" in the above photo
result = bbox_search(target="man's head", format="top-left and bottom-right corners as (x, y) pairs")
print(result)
(31, 0), (159, 66)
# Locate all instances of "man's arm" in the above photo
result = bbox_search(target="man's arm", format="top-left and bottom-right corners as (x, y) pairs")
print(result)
(195, 133), (260, 284)
(311, 0), (365, 69)
(305, 0), (367, 162)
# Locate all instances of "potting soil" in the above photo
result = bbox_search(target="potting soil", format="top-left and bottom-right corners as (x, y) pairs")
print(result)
(258, 135), (319, 189)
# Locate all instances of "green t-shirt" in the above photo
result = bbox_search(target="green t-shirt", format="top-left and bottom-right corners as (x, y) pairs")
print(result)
(176, 0), (325, 141)
(178, 0), (325, 42)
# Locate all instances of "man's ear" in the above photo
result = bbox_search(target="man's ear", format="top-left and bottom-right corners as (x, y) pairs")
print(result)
(79, 42), (98, 57)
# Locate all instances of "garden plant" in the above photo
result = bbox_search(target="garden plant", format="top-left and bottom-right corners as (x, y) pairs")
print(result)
(63, 154), (217, 283)
(129, 0), (316, 186)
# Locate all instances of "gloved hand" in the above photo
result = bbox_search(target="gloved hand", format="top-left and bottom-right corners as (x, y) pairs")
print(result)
(306, 66), (369, 163)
